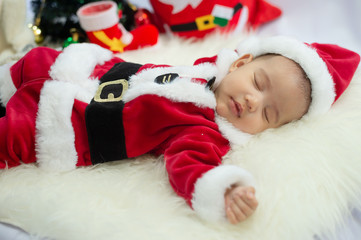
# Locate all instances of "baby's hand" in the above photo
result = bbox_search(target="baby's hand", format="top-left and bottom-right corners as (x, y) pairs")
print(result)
(224, 185), (258, 224)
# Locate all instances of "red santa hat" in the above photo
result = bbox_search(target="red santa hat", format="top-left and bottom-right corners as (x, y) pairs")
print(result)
(235, 36), (360, 118)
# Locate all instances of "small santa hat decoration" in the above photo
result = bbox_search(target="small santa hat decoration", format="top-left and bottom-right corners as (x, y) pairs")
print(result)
(77, 1), (158, 53)
(236, 36), (360, 118)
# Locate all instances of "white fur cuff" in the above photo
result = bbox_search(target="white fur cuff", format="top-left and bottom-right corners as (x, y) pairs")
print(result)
(191, 165), (256, 222)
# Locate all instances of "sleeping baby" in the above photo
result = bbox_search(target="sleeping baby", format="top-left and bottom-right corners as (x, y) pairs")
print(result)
(0, 36), (359, 224)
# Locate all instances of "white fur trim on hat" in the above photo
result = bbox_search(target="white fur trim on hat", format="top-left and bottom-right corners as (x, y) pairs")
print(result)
(77, 1), (119, 32)
(192, 165), (256, 222)
(236, 36), (335, 118)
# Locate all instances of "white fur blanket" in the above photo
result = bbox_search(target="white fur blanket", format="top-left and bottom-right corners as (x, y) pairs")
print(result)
(1, 33), (361, 240)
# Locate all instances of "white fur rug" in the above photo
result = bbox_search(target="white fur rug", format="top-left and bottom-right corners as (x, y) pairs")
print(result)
(1, 33), (361, 240)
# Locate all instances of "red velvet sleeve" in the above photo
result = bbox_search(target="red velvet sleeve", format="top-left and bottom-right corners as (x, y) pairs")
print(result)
(122, 94), (230, 207)
(164, 126), (230, 206)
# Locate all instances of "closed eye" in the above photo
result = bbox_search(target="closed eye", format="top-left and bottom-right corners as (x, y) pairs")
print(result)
(263, 108), (269, 123)
(254, 73), (260, 90)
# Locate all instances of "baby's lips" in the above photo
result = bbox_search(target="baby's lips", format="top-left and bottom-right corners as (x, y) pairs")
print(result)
(235, 101), (243, 117)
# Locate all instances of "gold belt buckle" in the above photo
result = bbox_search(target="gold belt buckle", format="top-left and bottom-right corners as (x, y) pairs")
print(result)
(93, 79), (129, 103)
(195, 15), (216, 31)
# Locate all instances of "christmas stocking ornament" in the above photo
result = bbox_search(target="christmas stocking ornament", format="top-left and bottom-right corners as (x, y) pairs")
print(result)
(77, 1), (158, 52)
(150, 0), (282, 39)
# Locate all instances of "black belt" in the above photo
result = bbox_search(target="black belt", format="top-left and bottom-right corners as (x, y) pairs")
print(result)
(85, 62), (142, 165)
(170, 3), (243, 32)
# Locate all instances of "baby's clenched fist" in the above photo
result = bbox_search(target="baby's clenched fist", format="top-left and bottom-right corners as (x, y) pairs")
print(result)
(224, 185), (258, 224)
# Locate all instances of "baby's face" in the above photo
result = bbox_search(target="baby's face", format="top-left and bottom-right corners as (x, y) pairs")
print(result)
(214, 54), (309, 134)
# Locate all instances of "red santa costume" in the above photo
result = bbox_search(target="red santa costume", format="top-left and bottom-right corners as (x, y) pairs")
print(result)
(0, 43), (254, 222)
(0, 37), (359, 222)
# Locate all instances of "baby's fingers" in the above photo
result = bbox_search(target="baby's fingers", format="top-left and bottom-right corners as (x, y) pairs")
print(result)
(226, 201), (247, 224)
(226, 206), (239, 224)
(243, 189), (258, 210)
(233, 194), (254, 218)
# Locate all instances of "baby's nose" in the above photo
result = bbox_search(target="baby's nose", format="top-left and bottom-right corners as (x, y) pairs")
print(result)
(245, 94), (260, 112)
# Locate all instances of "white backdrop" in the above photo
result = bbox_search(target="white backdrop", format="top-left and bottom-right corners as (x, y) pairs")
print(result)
(258, 0), (361, 54)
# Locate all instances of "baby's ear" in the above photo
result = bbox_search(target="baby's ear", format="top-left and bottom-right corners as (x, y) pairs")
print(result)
(229, 54), (254, 72)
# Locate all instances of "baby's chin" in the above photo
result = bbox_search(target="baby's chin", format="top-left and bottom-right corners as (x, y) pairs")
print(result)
(215, 105), (224, 117)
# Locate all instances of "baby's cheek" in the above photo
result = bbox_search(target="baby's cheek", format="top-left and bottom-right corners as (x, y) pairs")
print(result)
(237, 118), (264, 134)
(215, 103), (228, 118)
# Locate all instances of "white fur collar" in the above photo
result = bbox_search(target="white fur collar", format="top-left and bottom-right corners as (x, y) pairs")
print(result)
(124, 63), (218, 109)
(215, 114), (252, 146)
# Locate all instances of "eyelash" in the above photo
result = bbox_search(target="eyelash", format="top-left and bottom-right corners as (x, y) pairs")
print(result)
(254, 74), (270, 123)
(263, 109), (269, 123)
(254, 74), (260, 90)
